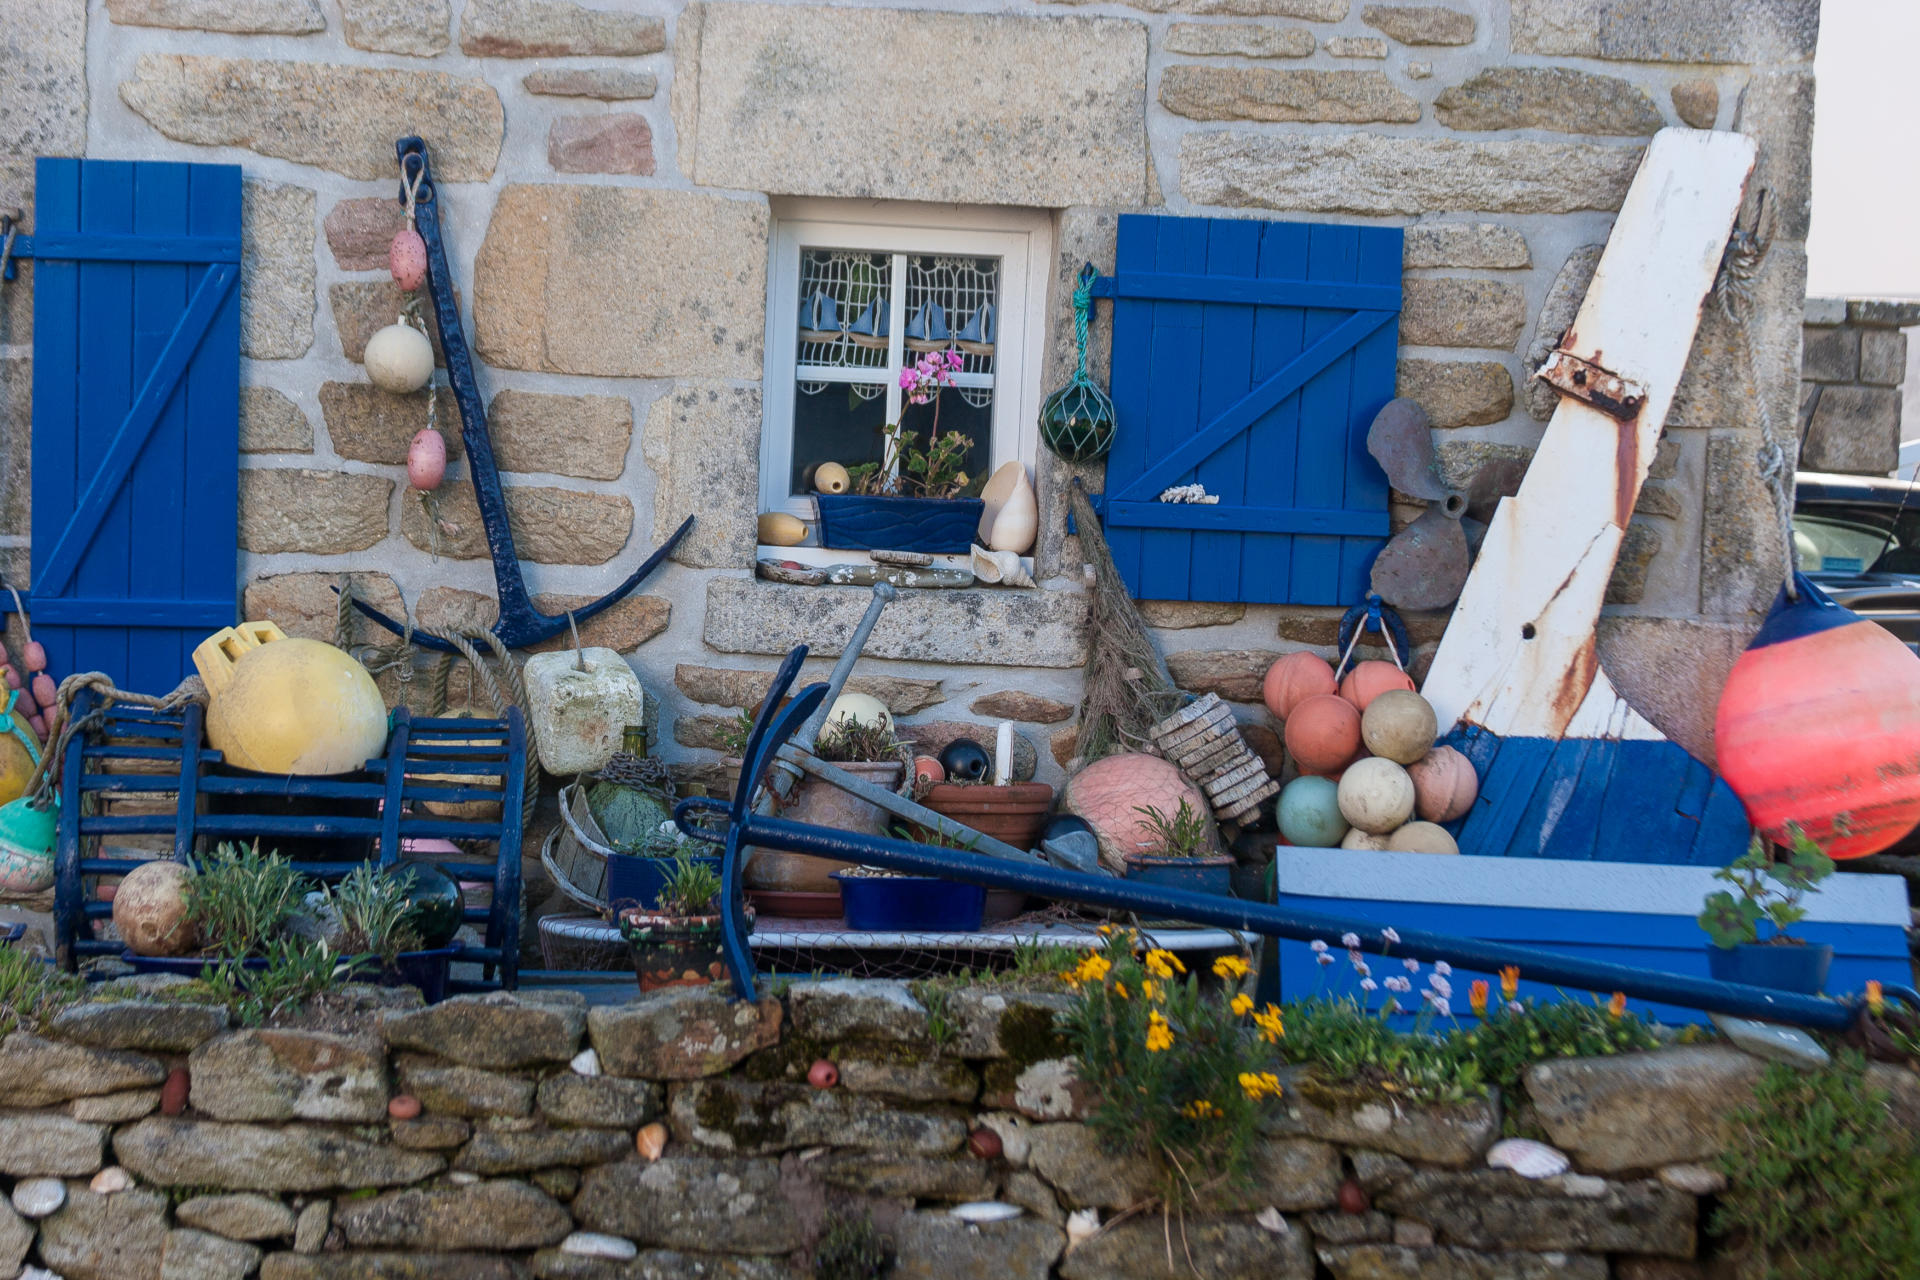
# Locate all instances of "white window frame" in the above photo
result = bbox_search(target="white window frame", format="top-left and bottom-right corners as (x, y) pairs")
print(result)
(759, 199), (1052, 564)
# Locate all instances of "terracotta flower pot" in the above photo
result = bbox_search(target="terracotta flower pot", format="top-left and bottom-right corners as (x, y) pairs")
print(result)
(619, 909), (746, 992)
(918, 781), (1055, 851)
(746, 761), (905, 895)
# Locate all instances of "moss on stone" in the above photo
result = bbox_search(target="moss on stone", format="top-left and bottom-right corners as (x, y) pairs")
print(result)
(996, 1002), (1069, 1070)
(692, 1084), (788, 1152)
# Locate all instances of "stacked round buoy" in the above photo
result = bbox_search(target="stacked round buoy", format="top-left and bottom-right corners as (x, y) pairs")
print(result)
(1264, 652), (1479, 852)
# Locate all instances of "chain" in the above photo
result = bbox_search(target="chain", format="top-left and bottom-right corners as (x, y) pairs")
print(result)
(1711, 190), (1795, 600)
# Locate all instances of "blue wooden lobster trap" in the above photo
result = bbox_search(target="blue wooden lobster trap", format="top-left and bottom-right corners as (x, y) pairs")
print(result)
(53, 690), (527, 990)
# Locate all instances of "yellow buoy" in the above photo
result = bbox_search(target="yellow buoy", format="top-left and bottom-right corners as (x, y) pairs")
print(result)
(194, 622), (390, 775)
(0, 691), (40, 808)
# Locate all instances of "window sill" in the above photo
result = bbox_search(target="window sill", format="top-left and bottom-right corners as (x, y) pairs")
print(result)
(755, 544), (1036, 577)
(704, 577), (1088, 668)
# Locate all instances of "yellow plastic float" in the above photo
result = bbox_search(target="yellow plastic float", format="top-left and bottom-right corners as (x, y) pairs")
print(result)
(193, 622), (389, 775)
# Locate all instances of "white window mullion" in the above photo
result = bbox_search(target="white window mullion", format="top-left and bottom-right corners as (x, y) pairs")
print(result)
(884, 252), (907, 485)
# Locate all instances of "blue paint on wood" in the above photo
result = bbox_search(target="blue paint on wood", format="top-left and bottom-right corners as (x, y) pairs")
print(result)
(30, 158), (241, 692)
(1441, 725), (1750, 867)
(1101, 214), (1401, 605)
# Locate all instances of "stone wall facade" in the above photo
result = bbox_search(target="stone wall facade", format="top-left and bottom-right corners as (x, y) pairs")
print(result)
(0, 2), (1817, 850)
(0, 978), (1884, 1278)
(1798, 297), (1916, 476)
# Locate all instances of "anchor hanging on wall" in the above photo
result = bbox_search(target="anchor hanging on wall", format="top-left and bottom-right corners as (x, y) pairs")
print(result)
(346, 138), (691, 655)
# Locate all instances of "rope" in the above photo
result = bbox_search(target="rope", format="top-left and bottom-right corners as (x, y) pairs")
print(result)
(14, 672), (199, 806)
(1071, 266), (1094, 381)
(1712, 189), (1796, 601)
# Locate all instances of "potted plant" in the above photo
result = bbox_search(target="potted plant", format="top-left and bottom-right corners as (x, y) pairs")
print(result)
(318, 863), (463, 1002)
(832, 830), (987, 932)
(813, 351), (985, 553)
(619, 850), (746, 992)
(748, 717), (907, 909)
(1120, 800), (1233, 896)
(1698, 827), (1836, 995)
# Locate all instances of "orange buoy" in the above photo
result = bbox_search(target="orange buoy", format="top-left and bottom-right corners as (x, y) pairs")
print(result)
(1263, 652), (1337, 720)
(1284, 694), (1362, 776)
(1715, 574), (1920, 859)
(1339, 660), (1416, 713)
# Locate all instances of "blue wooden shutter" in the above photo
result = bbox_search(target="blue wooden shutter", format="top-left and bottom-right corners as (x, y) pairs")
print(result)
(30, 158), (241, 691)
(1100, 214), (1401, 605)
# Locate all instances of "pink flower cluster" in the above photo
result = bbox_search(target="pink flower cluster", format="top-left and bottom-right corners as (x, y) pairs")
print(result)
(899, 349), (964, 405)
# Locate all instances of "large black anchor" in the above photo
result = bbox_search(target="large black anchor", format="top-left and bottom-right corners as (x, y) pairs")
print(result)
(349, 138), (691, 654)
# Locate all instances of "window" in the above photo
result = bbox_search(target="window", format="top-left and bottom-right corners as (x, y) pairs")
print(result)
(760, 201), (1050, 555)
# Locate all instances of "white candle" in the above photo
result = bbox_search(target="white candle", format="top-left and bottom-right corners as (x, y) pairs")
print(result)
(994, 722), (1014, 786)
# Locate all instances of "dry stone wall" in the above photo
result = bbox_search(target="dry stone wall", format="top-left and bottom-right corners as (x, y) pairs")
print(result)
(0, 1), (1815, 806)
(1797, 297), (1915, 476)
(0, 978), (1876, 1278)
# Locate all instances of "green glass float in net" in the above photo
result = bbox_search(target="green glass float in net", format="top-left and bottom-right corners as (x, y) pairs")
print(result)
(1040, 263), (1117, 463)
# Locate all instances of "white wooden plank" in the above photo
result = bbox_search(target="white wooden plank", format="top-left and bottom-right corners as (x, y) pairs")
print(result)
(1423, 130), (1757, 741)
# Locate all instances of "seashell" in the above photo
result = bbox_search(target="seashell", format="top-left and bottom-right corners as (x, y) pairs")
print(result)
(90, 1167), (133, 1195)
(636, 1121), (668, 1160)
(1065, 1208), (1100, 1249)
(1486, 1137), (1569, 1179)
(571, 1048), (601, 1076)
(813, 461), (850, 495)
(970, 545), (1033, 588)
(407, 429), (446, 491)
(561, 1232), (639, 1260)
(364, 322), (435, 394)
(390, 227), (428, 291)
(979, 462), (1038, 554)
(758, 511), (807, 547)
(950, 1201), (1023, 1223)
(447, 1171), (480, 1186)
(1254, 1207), (1290, 1235)
(388, 1094), (421, 1120)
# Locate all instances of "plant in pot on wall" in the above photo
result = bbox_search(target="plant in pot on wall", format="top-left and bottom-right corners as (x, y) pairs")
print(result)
(814, 351), (984, 554)
(618, 850), (746, 992)
(915, 728), (1053, 921)
(1122, 799), (1233, 897)
(1698, 827), (1836, 995)
(834, 829), (988, 933)
(747, 705), (908, 914)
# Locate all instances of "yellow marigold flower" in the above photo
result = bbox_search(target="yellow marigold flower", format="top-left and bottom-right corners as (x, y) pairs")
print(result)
(1252, 1003), (1285, 1044)
(1113, 981), (1130, 1000)
(1608, 991), (1627, 1019)
(1868, 980), (1885, 1015)
(1182, 1099), (1221, 1119)
(1146, 1010), (1174, 1053)
(1500, 965), (1521, 1001)
(1237, 1071), (1283, 1101)
(1213, 955), (1251, 980)
(1074, 954), (1111, 985)
(1144, 949), (1184, 979)
(1469, 980), (1489, 1018)
(1230, 993), (1254, 1017)
(1142, 978), (1162, 1002)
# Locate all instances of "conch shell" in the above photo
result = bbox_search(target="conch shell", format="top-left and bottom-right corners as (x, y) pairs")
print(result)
(971, 545), (1034, 588)
(978, 462), (1038, 554)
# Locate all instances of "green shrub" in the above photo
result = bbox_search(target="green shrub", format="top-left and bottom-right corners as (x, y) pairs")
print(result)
(194, 936), (352, 1027)
(185, 841), (311, 955)
(1057, 932), (1282, 1208)
(1714, 1051), (1920, 1279)
(321, 865), (422, 967)
(0, 943), (83, 1035)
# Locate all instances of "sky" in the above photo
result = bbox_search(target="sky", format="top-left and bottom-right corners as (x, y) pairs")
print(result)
(1806, 0), (1920, 299)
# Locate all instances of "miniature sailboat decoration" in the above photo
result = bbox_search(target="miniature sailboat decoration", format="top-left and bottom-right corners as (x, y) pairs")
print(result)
(1420, 129), (1759, 865)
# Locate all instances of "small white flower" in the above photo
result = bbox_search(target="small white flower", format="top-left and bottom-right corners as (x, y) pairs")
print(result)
(1430, 997), (1452, 1017)
(1384, 976), (1412, 994)
(1507, 1001), (1525, 1015)
(1310, 939), (1329, 954)
(1427, 975), (1452, 999)
(1316, 952), (1335, 966)
(1359, 978), (1378, 992)
(1381, 928), (1401, 945)
(1402, 958), (1421, 974)
(1341, 932), (1361, 949)
(1433, 961), (1452, 976)
(1351, 959), (1371, 978)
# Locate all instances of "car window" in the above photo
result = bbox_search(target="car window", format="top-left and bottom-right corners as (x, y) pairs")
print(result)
(1793, 502), (1920, 574)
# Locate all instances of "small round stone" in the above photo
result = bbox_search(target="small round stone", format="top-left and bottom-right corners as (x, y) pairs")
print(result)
(90, 1167), (133, 1194)
(388, 1095), (422, 1120)
(570, 1048), (601, 1076)
(447, 1171), (480, 1186)
(560, 1232), (639, 1261)
(12, 1177), (66, 1219)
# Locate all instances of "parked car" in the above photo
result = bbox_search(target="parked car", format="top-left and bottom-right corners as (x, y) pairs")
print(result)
(1791, 471), (1920, 654)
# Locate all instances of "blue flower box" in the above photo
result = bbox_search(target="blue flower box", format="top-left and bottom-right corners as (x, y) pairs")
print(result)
(815, 495), (984, 554)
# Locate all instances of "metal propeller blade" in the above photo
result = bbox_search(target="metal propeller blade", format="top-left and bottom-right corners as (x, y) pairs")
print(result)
(1370, 505), (1471, 611)
(1367, 398), (1452, 504)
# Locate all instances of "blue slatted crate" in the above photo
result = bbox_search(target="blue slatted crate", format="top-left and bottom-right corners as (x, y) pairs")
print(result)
(54, 691), (527, 992)
(1262, 849), (1910, 1024)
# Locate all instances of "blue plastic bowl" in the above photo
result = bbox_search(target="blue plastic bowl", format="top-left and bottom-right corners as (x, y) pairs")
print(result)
(832, 873), (986, 931)
(607, 853), (725, 911)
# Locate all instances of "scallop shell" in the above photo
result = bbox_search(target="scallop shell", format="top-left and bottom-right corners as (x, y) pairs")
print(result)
(1486, 1137), (1569, 1179)
(951, 1202), (1023, 1224)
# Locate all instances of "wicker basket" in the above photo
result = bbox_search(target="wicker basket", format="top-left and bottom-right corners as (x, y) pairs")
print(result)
(536, 913), (628, 971)
(542, 786), (618, 910)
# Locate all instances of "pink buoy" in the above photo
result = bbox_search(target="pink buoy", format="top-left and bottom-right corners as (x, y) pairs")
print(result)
(28, 714), (45, 739)
(2, 666), (18, 689)
(30, 673), (55, 713)
(408, 428), (446, 491)
(23, 642), (46, 673)
(390, 227), (428, 291)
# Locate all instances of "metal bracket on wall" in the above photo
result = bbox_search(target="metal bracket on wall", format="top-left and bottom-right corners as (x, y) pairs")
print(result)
(1535, 349), (1646, 421)
(349, 138), (692, 655)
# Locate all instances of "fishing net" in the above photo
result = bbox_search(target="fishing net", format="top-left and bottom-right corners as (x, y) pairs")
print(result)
(1068, 479), (1183, 762)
